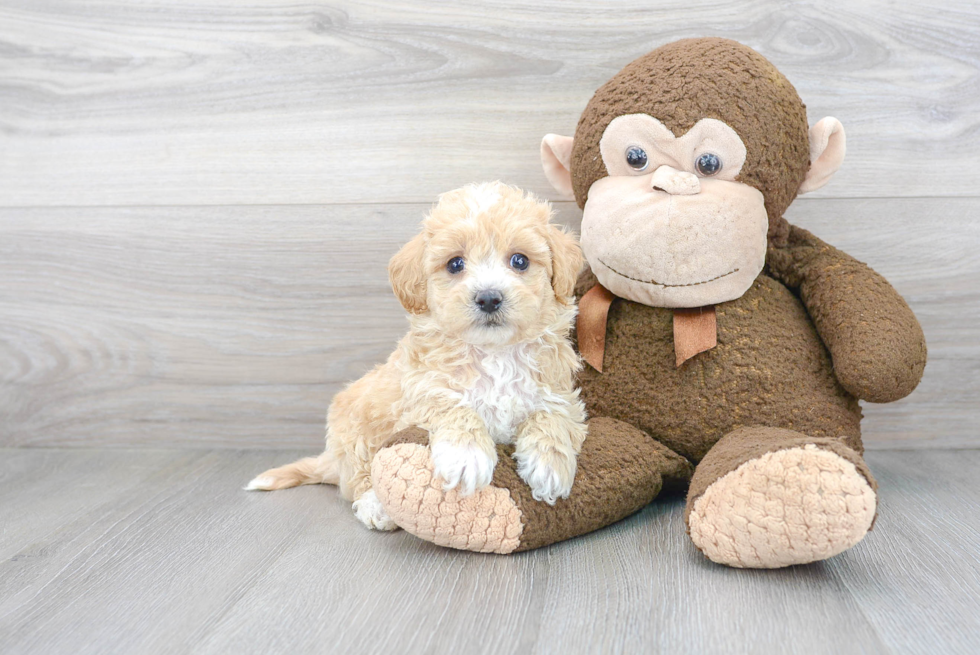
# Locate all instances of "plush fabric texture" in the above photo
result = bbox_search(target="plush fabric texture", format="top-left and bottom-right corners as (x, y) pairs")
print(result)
(372, 420), (693, 552)
(540, 134), (576, 199)
(686, 427), (877, 568)
(570, 37), (810, 239)
(599, 115), (748, 182)
(574, 268), (865, 464)
(767, 225), (928, 402)
(684, 425), (876, 523)
(371, 429), (524, 554)
(579, 173), (769, 307)
(799, 117), (846, 194)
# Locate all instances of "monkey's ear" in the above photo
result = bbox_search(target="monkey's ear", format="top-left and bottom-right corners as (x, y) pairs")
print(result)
(799, 117), (846, 194)
(388, 232), (428, 314)
(541, 134), (576, 200)
(545, 223), (584, 306)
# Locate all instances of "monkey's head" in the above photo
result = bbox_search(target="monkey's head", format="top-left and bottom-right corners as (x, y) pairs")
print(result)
(541, 37), (845, 308)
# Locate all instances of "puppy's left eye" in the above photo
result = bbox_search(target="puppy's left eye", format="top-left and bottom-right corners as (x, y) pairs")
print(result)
(447, 257), (465, 274)
(510, 253), (529, 271)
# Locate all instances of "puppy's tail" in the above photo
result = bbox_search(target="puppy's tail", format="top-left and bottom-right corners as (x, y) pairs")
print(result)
(245, 451), (340, 491)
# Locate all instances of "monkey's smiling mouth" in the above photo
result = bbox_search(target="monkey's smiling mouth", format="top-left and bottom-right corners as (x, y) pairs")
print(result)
(598, 258), (740, 288)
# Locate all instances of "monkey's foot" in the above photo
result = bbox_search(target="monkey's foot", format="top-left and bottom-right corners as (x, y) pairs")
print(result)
(372, 442), (524, 553)
(371, 419), (693, 554)
(686, 428), (877, 569)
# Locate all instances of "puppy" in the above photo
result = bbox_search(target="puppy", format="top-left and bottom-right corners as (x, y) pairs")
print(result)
(246, 182), (587, 530)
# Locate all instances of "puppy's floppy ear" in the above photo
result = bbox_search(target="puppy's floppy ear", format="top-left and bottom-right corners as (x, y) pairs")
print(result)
(544, 223), (584, 305)
(388, 231), (428, 314)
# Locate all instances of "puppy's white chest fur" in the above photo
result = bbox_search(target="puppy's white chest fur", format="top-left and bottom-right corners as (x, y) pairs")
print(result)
(461, 344), (546, 444)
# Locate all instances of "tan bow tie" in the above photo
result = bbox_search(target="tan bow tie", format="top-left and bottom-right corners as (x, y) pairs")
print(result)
(577, 284), (717, 372)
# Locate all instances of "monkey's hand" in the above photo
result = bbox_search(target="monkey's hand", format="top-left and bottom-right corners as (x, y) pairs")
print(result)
(767, 225), (927, 403)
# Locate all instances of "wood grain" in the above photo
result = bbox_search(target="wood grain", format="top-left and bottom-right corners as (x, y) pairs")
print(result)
(1, 0), (978, 206)
(1, 198), (974, 449)
(0, 449), (334, 653)
(827, 450), (980, 654)
(1, 4), (975, 653)
(0, 449), (180, 559)
(0, 448), (977, 654)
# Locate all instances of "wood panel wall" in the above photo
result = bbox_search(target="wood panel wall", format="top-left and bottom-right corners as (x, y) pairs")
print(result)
(1, 0), (977, 448)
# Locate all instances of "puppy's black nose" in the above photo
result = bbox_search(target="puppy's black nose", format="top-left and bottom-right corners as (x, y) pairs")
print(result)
(475, 289), (504, 314)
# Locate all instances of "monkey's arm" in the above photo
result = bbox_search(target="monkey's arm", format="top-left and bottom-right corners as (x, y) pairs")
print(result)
(767, 224), (927, 403)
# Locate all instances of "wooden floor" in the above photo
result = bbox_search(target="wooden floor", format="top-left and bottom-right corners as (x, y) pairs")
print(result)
(0, 448), (977, 655)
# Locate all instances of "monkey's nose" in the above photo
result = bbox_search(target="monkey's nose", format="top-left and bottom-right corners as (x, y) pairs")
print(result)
(475, 289), (504, 314)
(650, 165), (700, 195)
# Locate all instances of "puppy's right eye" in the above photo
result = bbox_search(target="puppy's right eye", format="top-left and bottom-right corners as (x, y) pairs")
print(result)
(447, 257), (465, 275)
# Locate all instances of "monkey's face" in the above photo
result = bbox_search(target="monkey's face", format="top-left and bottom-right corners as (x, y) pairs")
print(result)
(540, 38), (847, 310)
(580, 114), (768, 308)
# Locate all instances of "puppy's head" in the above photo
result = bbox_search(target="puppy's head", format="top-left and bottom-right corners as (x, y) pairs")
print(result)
(389, 182), (583, 347)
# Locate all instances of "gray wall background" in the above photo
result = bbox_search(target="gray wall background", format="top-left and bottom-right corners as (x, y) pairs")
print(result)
(1, 0), (977, 449)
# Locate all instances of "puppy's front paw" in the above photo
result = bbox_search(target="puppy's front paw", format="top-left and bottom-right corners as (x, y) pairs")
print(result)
(514, 446), (576, 505)
(352, 489), (399, 531)
(431, 439), (496, 497)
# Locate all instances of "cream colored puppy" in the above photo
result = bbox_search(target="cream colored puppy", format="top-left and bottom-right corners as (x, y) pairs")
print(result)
(247, 182), (587, 530)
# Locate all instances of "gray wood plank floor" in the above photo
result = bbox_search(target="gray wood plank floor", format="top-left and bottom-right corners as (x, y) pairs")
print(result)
(0, 448), (977, 655)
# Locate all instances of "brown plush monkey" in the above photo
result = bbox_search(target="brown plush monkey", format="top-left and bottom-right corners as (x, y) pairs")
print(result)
(370, 38), (927, 567)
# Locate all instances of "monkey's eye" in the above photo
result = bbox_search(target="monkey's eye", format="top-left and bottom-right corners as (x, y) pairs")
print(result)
(695, 153), (722, 176)
(447, 257), (465, 274)
(510, 253), (529, 271)
(625, 146), (649, 171)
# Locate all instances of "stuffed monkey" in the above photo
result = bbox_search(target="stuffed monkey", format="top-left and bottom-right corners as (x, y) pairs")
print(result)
(370, 37), (927, 567)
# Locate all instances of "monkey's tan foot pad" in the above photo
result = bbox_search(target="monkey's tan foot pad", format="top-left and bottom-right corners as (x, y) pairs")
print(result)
(371, 443), (524, 553)
(687, 444), (877, 568)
